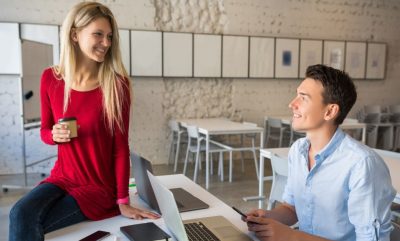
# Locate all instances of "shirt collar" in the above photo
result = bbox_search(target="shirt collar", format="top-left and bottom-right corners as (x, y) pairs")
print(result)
(299, 128), (346, 164)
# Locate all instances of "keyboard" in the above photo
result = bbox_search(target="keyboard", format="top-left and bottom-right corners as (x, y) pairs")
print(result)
(184, 222), (220, 241)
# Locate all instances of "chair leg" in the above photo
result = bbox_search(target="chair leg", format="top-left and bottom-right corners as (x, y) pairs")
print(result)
(240, 151), (245, 172)
(219, 152), (224, 181)
(183, 139), (191, 175)
(229, 151), (233, 182)
(193, 145), (201, 183)
(173, 134), (181, 172)
(251, 139), (259, 180)
(210, 153), (214, 175)
(168, 135), (175, 165)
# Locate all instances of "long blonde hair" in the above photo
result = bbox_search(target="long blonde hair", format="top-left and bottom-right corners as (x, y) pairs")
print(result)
(54, 1), (131, 133)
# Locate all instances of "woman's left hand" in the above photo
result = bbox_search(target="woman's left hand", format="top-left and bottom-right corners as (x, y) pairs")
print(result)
(119, 204), (160, 220)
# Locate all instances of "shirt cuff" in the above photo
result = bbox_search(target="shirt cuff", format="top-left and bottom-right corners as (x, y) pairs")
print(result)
(116, 196), (129, 205)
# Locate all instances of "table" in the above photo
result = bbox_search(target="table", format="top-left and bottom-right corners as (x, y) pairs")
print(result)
(264, 116), (367, 144)
(45, 174), (255, 241)
(255, 147), (400, 209)
(179, 118), (264, 189)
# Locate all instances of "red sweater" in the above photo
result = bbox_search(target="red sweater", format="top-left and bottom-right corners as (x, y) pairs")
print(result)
(40, 68), (130, 220)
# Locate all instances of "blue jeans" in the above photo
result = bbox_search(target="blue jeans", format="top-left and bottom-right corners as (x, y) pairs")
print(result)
(9, 183), (87, 241)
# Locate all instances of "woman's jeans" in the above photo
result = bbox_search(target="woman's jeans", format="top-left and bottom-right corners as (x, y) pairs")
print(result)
(9, 183), (87, 241)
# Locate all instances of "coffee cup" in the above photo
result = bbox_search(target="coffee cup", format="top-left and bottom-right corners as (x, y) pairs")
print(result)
(58, 117), (78, 138)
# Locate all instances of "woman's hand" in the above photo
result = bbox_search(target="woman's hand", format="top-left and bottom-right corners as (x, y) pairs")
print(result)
(52, 124), (71, 143)
(119, 204), (160, 220)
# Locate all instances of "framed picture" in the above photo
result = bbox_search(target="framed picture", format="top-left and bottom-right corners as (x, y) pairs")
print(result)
(366, 43), (386, 79)
(275, 38), (299, 78)
(118, 29), (130, 76)
(299, 39), (322, 78)
(323, 40), (345, 70)
(163, 32), (193, 77)
(345, 42), (367, 79)
(249, 37), (274, 78)
(0, 22), (21, 74)
(222, 35), (249, 78)
(131, 30), (162, 77)
(194, 34), (221, 77)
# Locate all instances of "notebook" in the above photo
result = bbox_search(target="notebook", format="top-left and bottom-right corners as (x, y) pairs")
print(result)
(120, 222), (171, 241)
(147, 171), (253, 241)
(131, 153), (209, 213)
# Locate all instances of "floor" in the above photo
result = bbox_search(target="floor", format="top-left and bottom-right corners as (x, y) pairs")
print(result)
(0, 156), (271, 241)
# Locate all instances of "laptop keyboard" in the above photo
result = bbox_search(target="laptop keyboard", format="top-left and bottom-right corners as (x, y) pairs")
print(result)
(184, 222), (221, 241)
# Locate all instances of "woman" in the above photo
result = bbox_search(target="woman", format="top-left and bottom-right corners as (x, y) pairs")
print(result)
(9, 2), (158, 241)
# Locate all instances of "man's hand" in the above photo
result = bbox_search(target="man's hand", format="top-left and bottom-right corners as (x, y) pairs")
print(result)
(119, 204), (160, 220)
(246, 216), (294, 241)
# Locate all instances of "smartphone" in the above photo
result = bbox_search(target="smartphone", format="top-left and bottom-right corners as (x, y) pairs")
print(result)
(232, 206), (247, 218)
(79, 230), (110, 241)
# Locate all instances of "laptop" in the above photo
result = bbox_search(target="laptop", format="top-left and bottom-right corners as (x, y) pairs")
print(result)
(131, 153), (209, 213)
(147, 171), (253, 241)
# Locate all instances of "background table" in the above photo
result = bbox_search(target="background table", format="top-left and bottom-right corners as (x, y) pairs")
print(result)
(45, 174), (256, 241)
(179, 118), (264, 189)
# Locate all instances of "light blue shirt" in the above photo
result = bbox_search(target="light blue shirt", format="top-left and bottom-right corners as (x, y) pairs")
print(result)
(282, 128), (396, 241)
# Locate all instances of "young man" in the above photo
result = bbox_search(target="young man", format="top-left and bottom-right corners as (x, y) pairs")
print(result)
(245, 64), (395, 241)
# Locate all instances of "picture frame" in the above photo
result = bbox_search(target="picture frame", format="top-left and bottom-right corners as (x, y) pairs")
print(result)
(163, 32), (193, 77)
(131, 30), (162, 77)
(194, 33), (221, 78)
(366, 42), (387, 79)
(299, 39), (323, 78)
(323, 40), (345, 70)
(345, 41), (367, 79)
(222, 35), (249, 78)
(275, 38), (299, 78)
(249, 37), (274, 78)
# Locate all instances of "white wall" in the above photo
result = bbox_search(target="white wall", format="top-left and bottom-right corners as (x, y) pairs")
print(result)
(0, 0), (400, 174)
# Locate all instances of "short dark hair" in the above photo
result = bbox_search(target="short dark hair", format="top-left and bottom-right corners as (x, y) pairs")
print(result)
(305, 64), (357, 125)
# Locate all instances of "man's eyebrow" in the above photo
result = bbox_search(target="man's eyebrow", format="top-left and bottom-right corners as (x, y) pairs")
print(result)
(298, 91), (311, 98)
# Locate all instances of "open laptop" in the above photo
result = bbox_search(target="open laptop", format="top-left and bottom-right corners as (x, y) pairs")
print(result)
(147, 171), (252, 241)
(131, 153), (209, 213)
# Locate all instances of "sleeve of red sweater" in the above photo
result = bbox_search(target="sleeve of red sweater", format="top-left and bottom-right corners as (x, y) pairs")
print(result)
(40, 68), (56, 145)
(113, 78), (131, 200)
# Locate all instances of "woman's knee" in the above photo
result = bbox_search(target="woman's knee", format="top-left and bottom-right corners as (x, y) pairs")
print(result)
(9, 198), (35, 224)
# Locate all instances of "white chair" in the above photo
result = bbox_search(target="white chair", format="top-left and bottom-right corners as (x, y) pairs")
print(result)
(168, 120), (187, 172)
(183, 125), (232, 184)
(267, 154), (288, 210)
(264, 118), (287, 148)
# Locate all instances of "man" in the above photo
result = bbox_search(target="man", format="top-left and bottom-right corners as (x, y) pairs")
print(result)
(245, 64), (395, 241)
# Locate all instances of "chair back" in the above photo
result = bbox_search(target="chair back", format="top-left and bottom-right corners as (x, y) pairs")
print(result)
(271, 154), (288, 177)
(168, 119), (180, 132)
(364, 105), (382, 114)
(268, 118), (282, 128)
(186, 125), (200, 139)
(267, 154), (289, 210)
(391, 222), (400, 241)
(389, 105), (400, 113)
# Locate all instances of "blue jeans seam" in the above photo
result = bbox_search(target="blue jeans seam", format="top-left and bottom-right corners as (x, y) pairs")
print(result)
(44, 209), (83, 232)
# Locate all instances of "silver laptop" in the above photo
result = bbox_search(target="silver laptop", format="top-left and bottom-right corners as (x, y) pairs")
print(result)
(147, 171), (252, 241)
(131, 153), (209, 213)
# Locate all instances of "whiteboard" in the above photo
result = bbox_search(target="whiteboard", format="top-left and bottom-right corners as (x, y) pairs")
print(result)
(249, 37), (274, 78)
(194, 34), (221, 77)
(131, 30), (162, 76)
(0, 22), (21, 74)
(222, 36), (248, 78)
(163, 32), (193, 77)
(118, 29), (130, 75)
(20, 23), (59, 65)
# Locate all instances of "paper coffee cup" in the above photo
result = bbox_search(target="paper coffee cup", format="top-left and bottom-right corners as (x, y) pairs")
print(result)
(58, 117), (78, 138)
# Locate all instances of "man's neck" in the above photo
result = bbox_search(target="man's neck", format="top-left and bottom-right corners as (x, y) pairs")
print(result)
(307, 125), (338, 170)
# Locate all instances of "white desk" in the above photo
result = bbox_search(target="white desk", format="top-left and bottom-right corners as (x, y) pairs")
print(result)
(265, 116), (367, 144)
(45, 174), (255, 241)
(179, 118), (264, 189)
(256, 147), (400, 209)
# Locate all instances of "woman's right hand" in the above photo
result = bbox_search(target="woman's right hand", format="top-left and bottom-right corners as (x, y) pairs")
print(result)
(52, 124), (71, 143)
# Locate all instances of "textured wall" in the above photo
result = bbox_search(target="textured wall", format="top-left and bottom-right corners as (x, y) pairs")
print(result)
(1, 0), (400, 174)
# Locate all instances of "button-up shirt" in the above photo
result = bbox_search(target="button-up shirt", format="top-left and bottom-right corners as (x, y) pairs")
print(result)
(282, 129), (396, 241)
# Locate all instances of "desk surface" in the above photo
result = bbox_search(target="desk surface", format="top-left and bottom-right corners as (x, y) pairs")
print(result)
(45, 174), (255, 241)
(179, 118), (263, 135)
(261, 147), (400, 204)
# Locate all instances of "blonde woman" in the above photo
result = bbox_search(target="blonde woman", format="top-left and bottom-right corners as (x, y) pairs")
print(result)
(9, 2), (158, 240)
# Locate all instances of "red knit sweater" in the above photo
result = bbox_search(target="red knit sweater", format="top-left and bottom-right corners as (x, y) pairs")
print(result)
(40, 68), (130, 220)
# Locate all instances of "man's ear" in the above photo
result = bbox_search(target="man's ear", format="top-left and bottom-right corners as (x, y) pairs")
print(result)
(324, 104), (339, 121)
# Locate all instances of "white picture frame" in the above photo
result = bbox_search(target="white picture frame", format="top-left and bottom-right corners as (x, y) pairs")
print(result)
(131, 30), (162, 77)
(222, 35), (249, 78)
(366, 43), (386, 79)
(118, 29), (130, 76)
(0, 22), (21, 74)
(299, 39), (323, 78)
(275, 38), (299, 78)
(163, 32), (193, 77)
(249, 37), (274, 78)
(323, 40), (345, 70)
(345, 41), (367, 79)
(194, 34), (221, 77)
